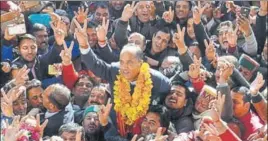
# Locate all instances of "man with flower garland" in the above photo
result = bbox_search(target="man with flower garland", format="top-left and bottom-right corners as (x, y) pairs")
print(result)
(71, 14), (170, 138)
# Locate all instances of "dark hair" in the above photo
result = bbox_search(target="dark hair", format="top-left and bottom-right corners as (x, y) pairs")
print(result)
(59, 123), (85, 141)
(18, 34), (37, 46)
(75, 74), (95, 87)
(95, 2), (109, 10)
(171, 81), (191, 99)
(231, 86), (251, 103)
(26, 79), (42, 99)
(174, 1), (194, 11)
(87, 21), (98, 29)
(148, 105), (170, 133)
(155, 27), (171, 40)
(48, 84), (71, 110)
(31, 23), (47, 34)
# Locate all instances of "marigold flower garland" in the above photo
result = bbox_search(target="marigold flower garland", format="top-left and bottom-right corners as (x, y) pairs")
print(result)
(114, 63), (153, 125)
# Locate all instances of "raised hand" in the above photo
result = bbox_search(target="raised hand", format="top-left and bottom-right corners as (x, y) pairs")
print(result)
(35, 114), (48, 137)
(250, 72), (265, 95)
(3, 116), (23, 141)
(217, 60), (234, 84)
(204, 39), (216, 61)
(50, 19), (67, 46)
(188, 55), (202, 79)
(209, 91), (226, 116)
(227, 26), (238, 48)
(74, 6), (89, 24)
(4, 28), (16, 41)
(1, 89), (14, 117)
(121, 1), (138, 22)
(75, 130), (82, 141)
(14, 65), (30, 86)
(96, 17), (109, 45)
(162, 6), (174, 23)
(48, 12), (61, 25)
(131, 134), (144, 141)
(193, 1), (209, 24)
(237, 14), (251, 37)
(1, 62), (11, 73)
(173, 24), (186, 55)
(153, 127), (168, 141)
(73, 19), (89, 49)
(60, 41), (74, 66)
(259, 1), (268, 16)
(98, 98), (112, 126)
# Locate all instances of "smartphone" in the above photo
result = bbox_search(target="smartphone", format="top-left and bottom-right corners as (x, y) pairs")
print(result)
(48, 65), (58, 75)
(7, 23), (26, 35)
(240, 7), (250, 18)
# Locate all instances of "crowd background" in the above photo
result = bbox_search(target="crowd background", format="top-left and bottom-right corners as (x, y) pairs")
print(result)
(0, 1), (267, 141)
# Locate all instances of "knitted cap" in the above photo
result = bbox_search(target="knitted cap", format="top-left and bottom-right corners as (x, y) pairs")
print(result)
(83, 105), (100, 119)
(239, 54), (260, 72)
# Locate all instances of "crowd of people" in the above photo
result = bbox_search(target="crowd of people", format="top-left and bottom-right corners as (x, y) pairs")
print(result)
(0, 1), (267, 141)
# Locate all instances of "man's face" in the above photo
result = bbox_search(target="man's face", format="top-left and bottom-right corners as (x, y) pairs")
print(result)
(110, 1), (124, 11)
(87, 87), (107, 106)
(87, 28), (98, 47)
(119, 51), (142, 81)
(189, 45), (201, 59)
(135, 1), (151, 23)
(195, 91), (216, 113)
(238, 66), (253, 81)
(152, 31), (170, 54)
(218, 26), (231, 50)
(61, 132), (76, 141)
(42, 87), (53, 111)
(175, 1), (190, 19)
(231, 91), (250, 118)
(159, 58), (179, 78)
(128, 34), (145, 51)
(73, 78), (93, 96)
(141, 112), (161, 136)
(83, 112), (100, 134)
(94, 7), (109, 25)
(165, 85), (187, 109)
(34, 30), (49, 50)
(19, 39), (38, 62)
(13, 94), (27, 116)
(187, 18), (195, 39)
(28, 87), (43, 108)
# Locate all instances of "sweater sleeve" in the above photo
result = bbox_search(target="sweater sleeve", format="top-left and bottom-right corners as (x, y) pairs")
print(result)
(114, 20), (129, 50)
(255, 13), (267, 54)
(219, 128), (242, 141)
(178, 50), (194, 71)
(216, 83), (233, 122)
(194, 23), (210, 57)
(241, 28), (258, 56)
(62, 64), (79, 90)
(80, 47), (114, 82)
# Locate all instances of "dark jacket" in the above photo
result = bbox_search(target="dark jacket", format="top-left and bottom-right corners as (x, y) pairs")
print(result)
(166, 99), (194, 134)
(255, 11), (267, 54)
(80, 47), (171, 130)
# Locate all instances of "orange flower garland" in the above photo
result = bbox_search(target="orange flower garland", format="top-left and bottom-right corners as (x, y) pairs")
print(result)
(114, 63), (153, 125)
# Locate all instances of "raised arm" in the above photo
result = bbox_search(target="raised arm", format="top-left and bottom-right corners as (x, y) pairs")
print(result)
(73, 18), (115, 82)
